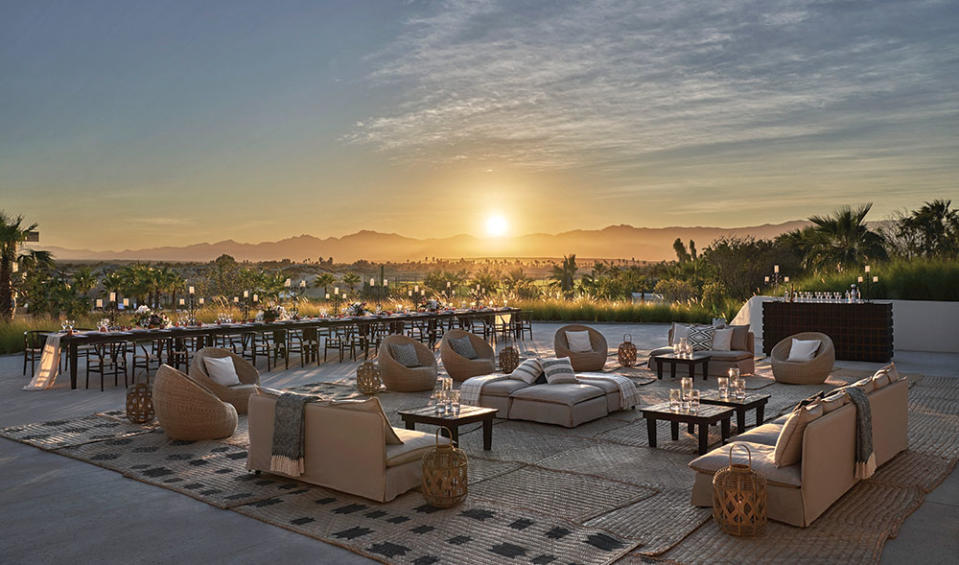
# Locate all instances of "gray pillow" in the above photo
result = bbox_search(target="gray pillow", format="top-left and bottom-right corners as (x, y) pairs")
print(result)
(541, 357), (577, 384)
(449, 336), (479, 359)
(390, 343), (421, 368)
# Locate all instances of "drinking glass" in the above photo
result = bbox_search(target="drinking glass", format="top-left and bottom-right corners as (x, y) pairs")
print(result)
(718, 376), (729, 398)
(680, 377), (693, 401)
(689, 390), (700, 412)
(733, 377), (747, 400)
(450, 390), (461, 414)
(669, 389), (681, 411)
(677, 337), (689, 358)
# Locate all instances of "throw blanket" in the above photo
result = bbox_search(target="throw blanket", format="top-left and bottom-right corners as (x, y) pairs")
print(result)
(576, 373), (641, 410)
(24, 334), (62, 391)
(460, 374), (511, 406)
(270, 392), (323, 477)
(844, 387), (877, 480)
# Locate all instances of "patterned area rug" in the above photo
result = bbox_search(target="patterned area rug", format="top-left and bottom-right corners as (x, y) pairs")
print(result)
(1, 368), (957, 565)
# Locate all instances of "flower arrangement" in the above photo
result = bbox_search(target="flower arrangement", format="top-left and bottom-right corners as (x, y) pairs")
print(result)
(346, 302), (369, 316)
(134, 306), (170, 328)
(260, 304), (286, 323)
(423, 299), (444, 312)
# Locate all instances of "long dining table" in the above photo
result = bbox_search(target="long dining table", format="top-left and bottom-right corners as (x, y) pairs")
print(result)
(50, 307), (519, 390)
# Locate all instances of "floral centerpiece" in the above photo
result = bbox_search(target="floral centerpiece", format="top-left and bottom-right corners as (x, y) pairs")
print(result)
(134, 305), (170, 329)
(260, 304), (286, 323)
(346, 302), (369, 316)
(423, 299), (444, 312)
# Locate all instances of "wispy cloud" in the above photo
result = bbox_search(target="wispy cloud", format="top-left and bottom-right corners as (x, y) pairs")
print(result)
(349, 0), (959, 179)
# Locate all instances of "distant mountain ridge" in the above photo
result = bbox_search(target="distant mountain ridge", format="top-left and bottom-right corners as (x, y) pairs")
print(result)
(42, 221), (812, 263)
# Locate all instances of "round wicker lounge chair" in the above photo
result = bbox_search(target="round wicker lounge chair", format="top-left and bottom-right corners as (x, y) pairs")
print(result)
(153, 364), (238, 441)
(190, 347), (260, 414)
(378, 335), (438, 392)
(440, 329), (496, 381)
(554, 324), (608, 372)
(770, 332), (836, 385)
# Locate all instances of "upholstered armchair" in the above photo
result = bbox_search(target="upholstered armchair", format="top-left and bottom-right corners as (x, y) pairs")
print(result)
(440, 329), (497, 381)
(190, 347), (260, 414)
(553, 324), (608, 372)
(770, 332), (836, 385)
(378, 335), (438, 392)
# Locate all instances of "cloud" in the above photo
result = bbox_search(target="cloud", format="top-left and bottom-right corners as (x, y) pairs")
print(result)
(349, 0), (959, 179)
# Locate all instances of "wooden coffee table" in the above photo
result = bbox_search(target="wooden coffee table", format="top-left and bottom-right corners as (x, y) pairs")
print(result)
(398, 405), (498, 450)
(652, 352), (712, 380)
(641, 402), (734, 455)
(699, 392), (770, 433)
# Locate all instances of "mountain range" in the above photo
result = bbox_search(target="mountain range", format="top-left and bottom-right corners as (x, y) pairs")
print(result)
(43, 221), (812, 263)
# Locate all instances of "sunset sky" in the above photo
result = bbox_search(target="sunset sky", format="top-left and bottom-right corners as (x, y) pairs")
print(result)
(2, 0), (958, 250)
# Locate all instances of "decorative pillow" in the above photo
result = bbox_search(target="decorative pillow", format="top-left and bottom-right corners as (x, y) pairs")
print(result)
(449, 336), (479, 359)
(727, 324), (750, 351)
(876, 362), (902, 383)
(821, 391), (848, 413)
(390, 343), (421, 368)
(712, 317), (727, 328)
(333, 397), (403, 445)
(793, 391), (825, 411)
(787, 339), (821, 362)
(712, 328), (734, 351)
(204, 356), (241, 387)
(851, 376), (875, 393)
(687, 326), (715, 351)
(541, 357), (577, 384)
(774, 403), (824, 467)
(510, 358), (543, 385)
(872, 371), (890, 389)
(565, 330), (593, 353)
(670, 323), (690, 346)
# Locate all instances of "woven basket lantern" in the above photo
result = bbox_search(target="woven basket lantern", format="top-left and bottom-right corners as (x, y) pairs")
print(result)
(499, 345), (521, 373)
(712, 444), (767, 536)
(421, 427), (468, 508)
(617, 334), (638, 368)
(126, 382), (155, 424)
(356, 360), (382, 395)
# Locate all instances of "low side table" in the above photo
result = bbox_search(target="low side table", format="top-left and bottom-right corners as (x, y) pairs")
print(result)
(640, 402), (733, 455)
(652, 352), (712, 380)
(699, 392), (770, 433)
(398, 405), (498, 450)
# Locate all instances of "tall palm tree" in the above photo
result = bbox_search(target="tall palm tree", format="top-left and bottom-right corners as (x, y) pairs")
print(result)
(897, 199), (959, 258)
(549, 254), (578, 299)
(0, 212), (39, 320)
(807, 204), (888, 272)
(341, 272), (361, 294)
(312, 273), (335, 297)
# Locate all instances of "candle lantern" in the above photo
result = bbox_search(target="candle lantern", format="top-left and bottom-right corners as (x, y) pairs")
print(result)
(421, 427), (468, 508)
(712, 444), (767, 536)
(617, 334), (638, 367)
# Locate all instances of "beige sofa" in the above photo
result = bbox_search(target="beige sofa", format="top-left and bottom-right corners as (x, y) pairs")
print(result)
(647, 324), (755, 377)
(688, 374), (908, 527)
(440, 329), (497, 381)
(477, 374), (627, 428)
(247, 393), (449, 502)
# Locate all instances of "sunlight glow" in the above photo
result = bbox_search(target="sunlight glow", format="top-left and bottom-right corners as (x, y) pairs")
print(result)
(485, 214), (509, 237)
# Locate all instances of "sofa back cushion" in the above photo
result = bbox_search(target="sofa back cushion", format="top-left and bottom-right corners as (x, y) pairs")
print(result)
(774, 403), (824, 467)
(687, 326), (715, 351)
(712, 328), (734, 351)
(510, 358), (543, 384)
(541, 357), (577, 384)
(728, 325), (750, 351)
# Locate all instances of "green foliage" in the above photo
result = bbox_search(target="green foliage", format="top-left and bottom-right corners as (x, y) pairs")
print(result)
(514, 298), (715, 323)
(790, 257), (959, 301)
(653, 278), (697, 303)
(549, 254), (578, 298)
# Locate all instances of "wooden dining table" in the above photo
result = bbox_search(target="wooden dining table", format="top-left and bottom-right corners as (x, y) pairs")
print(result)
(48, 308), (519, 390)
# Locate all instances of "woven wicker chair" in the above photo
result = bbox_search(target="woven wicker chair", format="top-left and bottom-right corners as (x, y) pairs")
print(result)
(153, 364), (238, 441)
(440, 329), (496, 381)
(190, 347), (260, 414)
(770, 332), (836, 385)
(554, 324), (608, 372)
(378, 335), (438, 392)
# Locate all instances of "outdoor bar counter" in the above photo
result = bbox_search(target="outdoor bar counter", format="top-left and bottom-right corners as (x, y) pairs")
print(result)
(762, 301), (893, 362)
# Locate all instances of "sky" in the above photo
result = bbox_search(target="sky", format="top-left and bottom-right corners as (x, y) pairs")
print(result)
(2, 0), (958, 250)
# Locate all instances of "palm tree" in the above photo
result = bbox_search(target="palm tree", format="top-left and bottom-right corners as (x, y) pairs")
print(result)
(471, 268), (500, 301)
(807, 204), (888, 272)
(502, 268), (535, 299)
(896, 199), (959, 258)
(312, 272), (335, 297)
(341, 272), (361, 293)
(549, 254), (579, 299)
(0, 212), (40, 320)
(12, 249), (55, 315)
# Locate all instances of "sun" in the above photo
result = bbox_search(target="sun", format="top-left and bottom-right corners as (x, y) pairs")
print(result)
(485, 214), (509, 237)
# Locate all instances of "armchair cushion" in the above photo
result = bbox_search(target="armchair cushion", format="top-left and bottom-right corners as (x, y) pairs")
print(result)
(204, 356), (242, 387)
(565, 330), (593, 353)
(712, 328), (733, 351)
(448, 336), (478, 359)
(390, 342), (421, 368)
(787, 338), (821, 362)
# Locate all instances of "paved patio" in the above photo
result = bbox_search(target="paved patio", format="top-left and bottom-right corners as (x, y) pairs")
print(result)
(1, 322), (956, 564)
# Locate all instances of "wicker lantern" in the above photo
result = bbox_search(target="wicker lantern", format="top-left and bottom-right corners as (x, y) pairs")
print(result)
(712, 444), (767, 536)
(618, 334), (638, 368)
(126, 382), (155, 424)
(422, 427), (468, 508)
(499, 345), (521, 373)
(356, 361), (382, 395)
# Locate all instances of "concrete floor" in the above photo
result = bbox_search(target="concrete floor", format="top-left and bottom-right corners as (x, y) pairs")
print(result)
(0, 322), (956, 564)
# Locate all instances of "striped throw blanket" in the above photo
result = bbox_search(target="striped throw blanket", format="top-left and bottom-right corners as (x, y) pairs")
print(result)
(271, 391), (323, 477)
(460, 374), (511, 406)
(576, 372), (641, 410)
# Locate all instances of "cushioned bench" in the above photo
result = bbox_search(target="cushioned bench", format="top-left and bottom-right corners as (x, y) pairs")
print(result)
(476, 373), (627, 428)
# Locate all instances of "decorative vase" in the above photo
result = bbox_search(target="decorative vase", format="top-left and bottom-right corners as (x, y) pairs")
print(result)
(356, 361), (382, 395)
(712, 444), (767, 536)
(498, 346), (520, 373)
(617, 334), (637, 367)
(126, 382), (155, 424)
(421, 427), (468, 508)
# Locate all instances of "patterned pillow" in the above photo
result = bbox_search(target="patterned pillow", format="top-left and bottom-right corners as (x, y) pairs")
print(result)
(449, 336), (478, 359)
(541, 357), (577, 384)
(390, 343), (421, 368)
(687, 325), (715, 351)
(510, 358), (543, 384)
